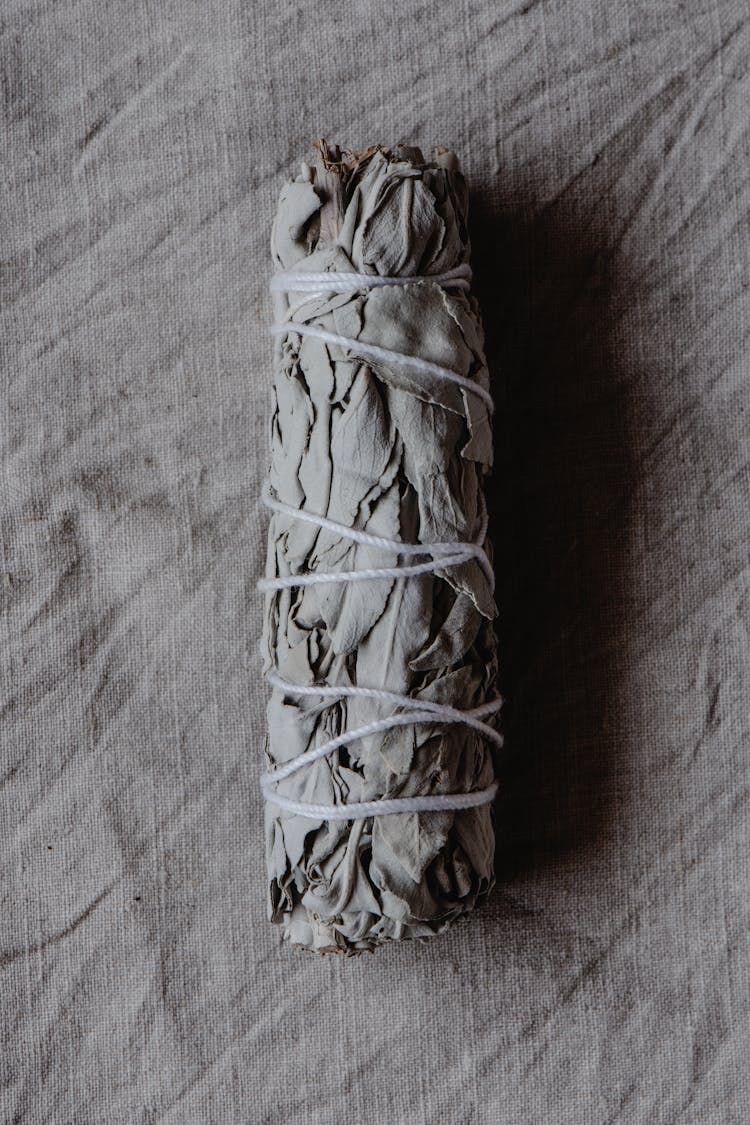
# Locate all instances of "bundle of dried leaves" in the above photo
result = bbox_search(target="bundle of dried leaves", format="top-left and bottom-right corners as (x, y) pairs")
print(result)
(259, 141), (501, 954)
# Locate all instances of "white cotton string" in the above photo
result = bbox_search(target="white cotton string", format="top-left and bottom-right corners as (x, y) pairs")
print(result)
(270, 322), (495, 416)
(259, 675), (501, 820)
(259, 264), (502, 820)
(270, 263), (472, 294)
(260, 784), (500, 822)
(256, 481), (495, 593)
(265, 669), (504, 747)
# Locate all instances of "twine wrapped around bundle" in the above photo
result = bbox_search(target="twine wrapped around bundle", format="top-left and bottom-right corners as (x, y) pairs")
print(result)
(257, 141), (503, 954)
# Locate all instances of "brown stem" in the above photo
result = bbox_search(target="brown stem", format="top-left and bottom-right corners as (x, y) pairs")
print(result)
(310, 140), (345, 248)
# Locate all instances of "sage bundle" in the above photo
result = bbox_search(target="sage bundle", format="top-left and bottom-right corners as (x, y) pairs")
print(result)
(258, 141), (502, 954)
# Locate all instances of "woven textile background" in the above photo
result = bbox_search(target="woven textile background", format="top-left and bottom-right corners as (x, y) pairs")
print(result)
(2, 1), (749, 1122)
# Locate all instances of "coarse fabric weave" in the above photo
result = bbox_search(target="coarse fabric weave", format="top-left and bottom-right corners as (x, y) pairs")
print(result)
(2, 1), (749, 1122)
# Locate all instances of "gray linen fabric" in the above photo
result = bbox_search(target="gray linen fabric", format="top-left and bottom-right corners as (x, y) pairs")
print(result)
(2, 1), (749, 1122)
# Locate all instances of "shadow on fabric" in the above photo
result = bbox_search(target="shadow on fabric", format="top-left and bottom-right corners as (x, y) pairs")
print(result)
(469, 190), (638, 884)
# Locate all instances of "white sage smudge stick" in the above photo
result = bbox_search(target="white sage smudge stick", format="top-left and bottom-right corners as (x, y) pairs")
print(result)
(258, 141), (503, 955)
